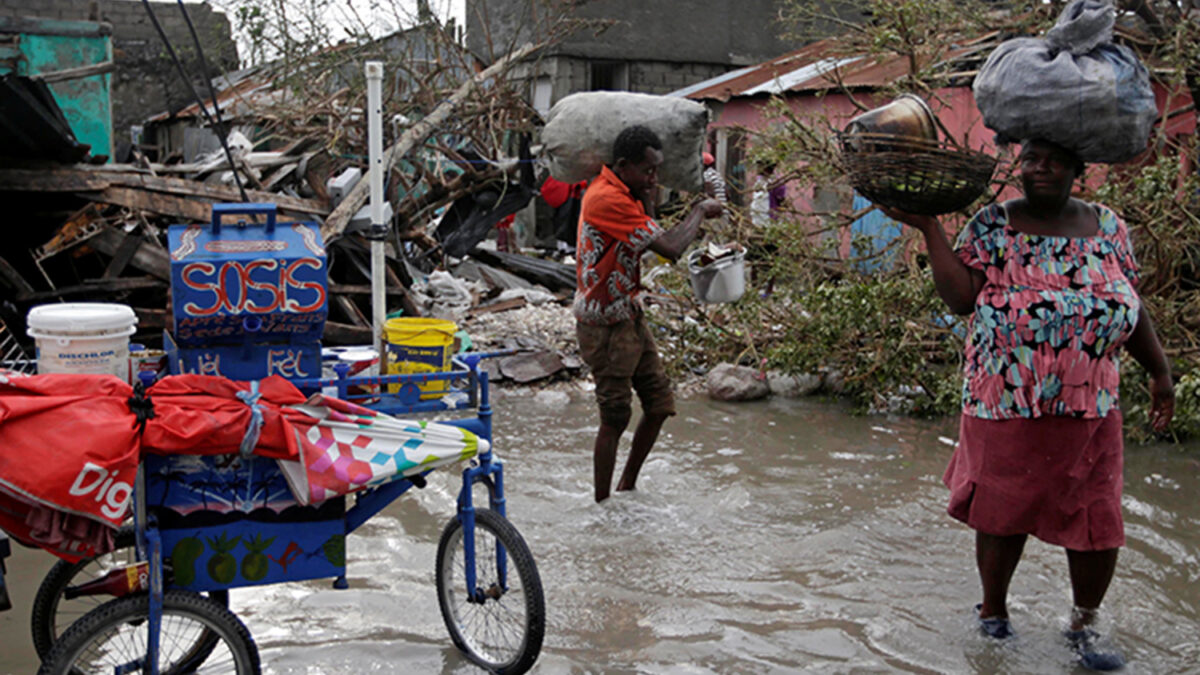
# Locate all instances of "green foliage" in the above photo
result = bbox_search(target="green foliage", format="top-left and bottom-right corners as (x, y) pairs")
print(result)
(765, 272), (964, 415)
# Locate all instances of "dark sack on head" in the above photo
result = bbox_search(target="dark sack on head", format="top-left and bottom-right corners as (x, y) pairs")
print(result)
(540, 91), (708, 192)
(972, 0), (1156, 164)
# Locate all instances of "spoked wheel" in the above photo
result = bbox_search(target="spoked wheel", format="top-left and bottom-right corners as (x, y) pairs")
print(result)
(31, 527), (137, 657)
(31, 525), (228, 666)
(37, 590), (260, 675)
(436, 508), (544, 675)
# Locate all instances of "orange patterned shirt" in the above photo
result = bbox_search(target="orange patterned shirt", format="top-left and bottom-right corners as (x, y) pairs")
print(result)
(573, 165), (665, 325)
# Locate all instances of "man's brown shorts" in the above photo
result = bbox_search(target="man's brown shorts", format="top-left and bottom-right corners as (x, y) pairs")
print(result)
(576, 314), (676, 429)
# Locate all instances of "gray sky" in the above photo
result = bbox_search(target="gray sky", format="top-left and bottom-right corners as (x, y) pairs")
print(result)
(207, 0), (467, 65)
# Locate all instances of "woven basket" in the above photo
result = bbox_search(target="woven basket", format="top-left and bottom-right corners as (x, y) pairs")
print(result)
(840, 133), (997, 215)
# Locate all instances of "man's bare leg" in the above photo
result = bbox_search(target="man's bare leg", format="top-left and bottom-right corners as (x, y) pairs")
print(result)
(593, 423), (625, 502)
(616, 412), (668, 492)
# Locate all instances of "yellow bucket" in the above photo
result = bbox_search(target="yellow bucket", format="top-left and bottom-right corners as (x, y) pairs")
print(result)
(384, 318), (457, 398)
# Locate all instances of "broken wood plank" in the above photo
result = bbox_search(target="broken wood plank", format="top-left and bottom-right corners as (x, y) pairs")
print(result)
(467, 297), (527, 316)
(32, 60), (117, 84)
(334, 294), (370, 327)
(33, 203), (108, 260)
(90, 227), (171, 280)
(88, 186), (212, 222)
(329, 283), (414, 297)
(304, 151), (334, 204)
(95, 170), (329, 217)
(101, 230), (147, 279)
(323, 320), (373, 345)
(132, 307), (170, 331)
(0, 168), (109, 192)
(0, 254), (34, 295)
(0, 167), (329, 217)
(383, 265), (422, 318)
(17, 276), (164, 302)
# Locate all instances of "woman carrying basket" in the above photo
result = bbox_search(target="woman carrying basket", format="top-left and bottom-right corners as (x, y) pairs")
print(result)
(883, 138), (1174, 671)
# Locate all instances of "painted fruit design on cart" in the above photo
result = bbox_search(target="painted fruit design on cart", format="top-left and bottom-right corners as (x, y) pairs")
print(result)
(170, 536), (205, 586)
(206, 534), (241, 583)
(322, 534), (345, 567)
(241, 534), (277, 581)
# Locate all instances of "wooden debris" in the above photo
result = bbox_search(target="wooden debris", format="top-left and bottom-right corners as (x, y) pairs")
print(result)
(468, 297), (527, 316)
(499, 351), (565, 384)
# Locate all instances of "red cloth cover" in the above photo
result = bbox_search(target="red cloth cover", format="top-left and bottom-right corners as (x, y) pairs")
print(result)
(0, 373), (308, 561)
(541, 176), (585, 209)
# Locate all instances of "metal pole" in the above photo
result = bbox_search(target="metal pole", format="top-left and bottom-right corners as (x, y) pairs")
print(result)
(365, 61), (386, 362)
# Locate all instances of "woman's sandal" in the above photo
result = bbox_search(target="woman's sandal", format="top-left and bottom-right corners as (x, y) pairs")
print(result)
(1065, 628), (1125, 671)
(974, 604), (1014, 639)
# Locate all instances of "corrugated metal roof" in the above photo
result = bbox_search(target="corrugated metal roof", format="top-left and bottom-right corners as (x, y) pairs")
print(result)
(670, 65), (757, 98)
(674, 32), (1001, 101)
(742, 55), (865, 96)
(674, 22), (1174, 103)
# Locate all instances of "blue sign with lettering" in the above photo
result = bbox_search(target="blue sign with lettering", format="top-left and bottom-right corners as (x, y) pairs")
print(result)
(168, 204), (328, 347)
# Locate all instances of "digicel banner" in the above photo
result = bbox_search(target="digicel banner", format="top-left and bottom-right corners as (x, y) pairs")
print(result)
(0, 373), (306, 561)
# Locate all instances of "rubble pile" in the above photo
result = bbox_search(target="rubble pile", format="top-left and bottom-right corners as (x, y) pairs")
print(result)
(0, 41), (560, 368)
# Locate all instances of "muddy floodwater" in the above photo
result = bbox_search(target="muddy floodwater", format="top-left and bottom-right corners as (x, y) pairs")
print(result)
(4, 392), (1199, 673)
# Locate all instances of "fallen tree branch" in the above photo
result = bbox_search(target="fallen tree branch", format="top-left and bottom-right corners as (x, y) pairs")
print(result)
(321, 41), (544, 241)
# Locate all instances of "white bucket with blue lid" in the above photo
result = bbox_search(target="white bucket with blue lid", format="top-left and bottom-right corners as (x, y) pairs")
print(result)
(27, 303), (138, 378)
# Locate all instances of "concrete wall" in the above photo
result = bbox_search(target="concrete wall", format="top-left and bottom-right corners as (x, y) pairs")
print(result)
(0, 0), (238, 158)
(467, 0), (795, 67)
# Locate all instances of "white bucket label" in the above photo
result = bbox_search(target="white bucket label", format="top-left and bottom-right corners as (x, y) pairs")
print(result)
(35, 338), (131, 378)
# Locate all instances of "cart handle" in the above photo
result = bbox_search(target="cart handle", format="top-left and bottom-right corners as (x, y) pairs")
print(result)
(211, 203), (277, 234)
(451, 349), (515, 371)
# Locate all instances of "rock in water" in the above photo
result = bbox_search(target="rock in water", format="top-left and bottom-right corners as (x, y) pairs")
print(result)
(706, 363), (769, 402)
(767, 371), (823, 398)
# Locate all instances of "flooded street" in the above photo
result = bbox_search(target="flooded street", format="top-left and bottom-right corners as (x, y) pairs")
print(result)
(4, 392), (1199, 673)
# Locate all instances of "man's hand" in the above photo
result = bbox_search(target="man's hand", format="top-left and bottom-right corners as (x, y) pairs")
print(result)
(1149, 372), (1175, 433)
(640, 186), (659, 215)
(696, 198), (723, 219)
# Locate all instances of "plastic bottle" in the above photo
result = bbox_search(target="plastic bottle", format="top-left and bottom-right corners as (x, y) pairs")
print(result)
(63, 562), (149, 600)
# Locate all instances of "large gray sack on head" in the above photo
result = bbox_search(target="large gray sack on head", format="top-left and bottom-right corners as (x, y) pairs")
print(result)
(972, 0), (1156, 163)
(541, 92), (708, 192)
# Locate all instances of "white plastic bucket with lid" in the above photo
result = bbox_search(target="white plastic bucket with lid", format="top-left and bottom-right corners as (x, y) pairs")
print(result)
(27, 303), (138, 378)
(688, 249), (746, 304)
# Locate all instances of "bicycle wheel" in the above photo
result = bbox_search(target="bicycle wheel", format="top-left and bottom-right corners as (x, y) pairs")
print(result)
(436, 508), (544, 675)
(31, 526), (228, 668)
(37, 590), (260, 675)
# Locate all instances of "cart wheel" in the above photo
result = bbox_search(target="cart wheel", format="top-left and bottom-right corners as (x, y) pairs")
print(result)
(37, 590), (260, 675)
(31, 525), (229, 667)
(436, 508), (544, 675)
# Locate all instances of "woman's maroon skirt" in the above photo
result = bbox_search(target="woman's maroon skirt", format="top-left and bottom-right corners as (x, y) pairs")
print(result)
(944, 412), (1125, 551)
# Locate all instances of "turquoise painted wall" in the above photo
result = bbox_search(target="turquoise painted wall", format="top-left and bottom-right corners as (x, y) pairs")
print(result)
(0, 18), (114, 161)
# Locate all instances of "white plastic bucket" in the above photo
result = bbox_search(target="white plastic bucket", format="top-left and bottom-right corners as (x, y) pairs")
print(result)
(27, 303), (138, 378)
(688, 249), (746, 304)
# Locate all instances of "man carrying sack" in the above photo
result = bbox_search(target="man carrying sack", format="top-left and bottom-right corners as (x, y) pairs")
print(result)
(574, 125), (723, 503)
